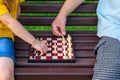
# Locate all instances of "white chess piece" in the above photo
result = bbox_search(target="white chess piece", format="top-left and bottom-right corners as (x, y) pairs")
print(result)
(67, 34), (72, 52)
(63, 45), (66, 56)
(67, 35), (73, 59)
(62, 36), (66, 45)
(53, 42), (57, 53)
(62, 36), (67, 59)
(68, 47), (73, 59)
(67, 34), (72, 43)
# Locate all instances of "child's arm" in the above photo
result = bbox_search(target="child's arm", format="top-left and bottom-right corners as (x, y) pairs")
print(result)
(0, 13), (47, 55)
(52, 0), (85, 36)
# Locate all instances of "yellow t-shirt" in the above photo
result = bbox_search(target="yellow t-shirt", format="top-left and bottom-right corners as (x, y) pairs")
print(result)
(0, 0), (25, 41)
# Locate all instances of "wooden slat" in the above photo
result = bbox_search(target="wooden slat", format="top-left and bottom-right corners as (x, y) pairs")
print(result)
(15, 68), (93, 80)
(15, 43), (29, 50)
(75, 50), (95, 58)
(15, 50), (28, 58)
(15, 75), (92, 80)
(18, 16), (97, 26)
(15, 32), (98, 43)
(21, 3), (97, 13)
(15, 67), (93, 74)
(27, 31), (97, 37)
(15, 58), (95, 68)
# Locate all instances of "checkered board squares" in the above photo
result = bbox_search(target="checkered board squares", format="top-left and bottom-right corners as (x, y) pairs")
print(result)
(28, 37), (76, 63)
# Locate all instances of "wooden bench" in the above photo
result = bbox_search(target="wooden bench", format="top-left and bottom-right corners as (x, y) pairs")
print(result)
(15, 1), (99, 80)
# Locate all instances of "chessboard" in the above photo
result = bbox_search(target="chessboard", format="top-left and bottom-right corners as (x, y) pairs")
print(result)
(28, 35), (76, 63)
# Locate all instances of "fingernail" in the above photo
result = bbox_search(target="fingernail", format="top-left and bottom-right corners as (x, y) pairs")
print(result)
(63, 32), (66, 35)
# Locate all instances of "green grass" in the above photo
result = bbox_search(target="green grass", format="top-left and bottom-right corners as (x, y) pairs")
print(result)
(21, 13), (97, 17)
(25, 26), (97, 31)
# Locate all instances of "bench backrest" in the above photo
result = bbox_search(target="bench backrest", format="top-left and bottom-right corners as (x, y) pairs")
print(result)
(19, 1), (98, 26)
(15, 1), (99, 80)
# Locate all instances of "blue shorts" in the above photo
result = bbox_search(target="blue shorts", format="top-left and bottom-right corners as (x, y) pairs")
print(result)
(0, 37), (15, 62)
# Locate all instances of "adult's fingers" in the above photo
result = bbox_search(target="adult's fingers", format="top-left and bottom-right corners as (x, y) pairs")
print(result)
(61, 25), (66, 36)
(52, 24), (63, 36)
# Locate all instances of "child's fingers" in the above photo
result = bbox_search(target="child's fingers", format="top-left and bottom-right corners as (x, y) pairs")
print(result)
(40, 49), (44, 56)
(44, 43), (48, 53)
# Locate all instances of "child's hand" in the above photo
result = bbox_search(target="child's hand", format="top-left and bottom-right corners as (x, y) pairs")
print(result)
(31, 39), (48, 56)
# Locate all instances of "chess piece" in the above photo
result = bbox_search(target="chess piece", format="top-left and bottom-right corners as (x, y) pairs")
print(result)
(53, 42), (57, 53)
(68, 48), (72, 59)
(66, 34), (73, 59)
(63, 44), (68, 59)
(62, 36), (65, 40)
(67, 34), (72, 43)
(68, 42), (72, 47)
(62, 36), (67, 59)
(63, 45), (66, 55)
(62, 36), (66, 45)
(67, 34), (72, 50)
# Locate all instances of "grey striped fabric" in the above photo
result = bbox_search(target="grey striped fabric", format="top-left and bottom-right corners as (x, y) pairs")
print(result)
(92, 36), (120, 80)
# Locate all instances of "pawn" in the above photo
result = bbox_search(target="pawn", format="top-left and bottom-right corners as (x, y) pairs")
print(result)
(62, 36), (66, 45)
(67, 34), (72, 43)
(53, 42), (57, 53)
